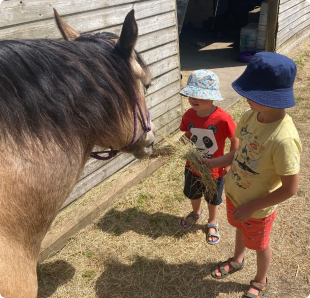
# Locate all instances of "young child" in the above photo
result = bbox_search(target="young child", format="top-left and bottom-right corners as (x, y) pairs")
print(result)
(179, 70), (238, 245)
(206, 52), (302, 297)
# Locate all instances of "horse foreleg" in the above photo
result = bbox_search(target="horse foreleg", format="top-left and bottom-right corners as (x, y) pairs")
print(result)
(0, 238), (38, 298)
(0, 147), (89, 297)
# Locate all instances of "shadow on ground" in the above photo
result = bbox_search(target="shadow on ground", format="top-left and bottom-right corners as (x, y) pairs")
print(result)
(96, 207), (206, 239)
(37, 260), (75, 298)
(94, 256), (248, 297)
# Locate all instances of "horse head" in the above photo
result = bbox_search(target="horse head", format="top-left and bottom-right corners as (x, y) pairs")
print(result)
(54, 9), (155, 160)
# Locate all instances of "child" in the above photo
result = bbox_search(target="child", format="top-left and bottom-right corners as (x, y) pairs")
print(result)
(179, 70), (238, 245)
(206, 52), (302, 297)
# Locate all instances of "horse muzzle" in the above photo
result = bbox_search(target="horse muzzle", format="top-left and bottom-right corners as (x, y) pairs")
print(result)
(131, 121), (155, 159)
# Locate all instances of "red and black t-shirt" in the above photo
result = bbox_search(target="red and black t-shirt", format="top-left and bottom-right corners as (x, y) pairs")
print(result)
(179, 107), (236, 178)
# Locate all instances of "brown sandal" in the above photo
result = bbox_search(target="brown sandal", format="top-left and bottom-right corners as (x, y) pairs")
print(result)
(211, 257), (245, 279)
(243, 279), (269, 298)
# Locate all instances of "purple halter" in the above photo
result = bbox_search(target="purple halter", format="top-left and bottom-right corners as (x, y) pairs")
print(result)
(90, 39), (152, 161)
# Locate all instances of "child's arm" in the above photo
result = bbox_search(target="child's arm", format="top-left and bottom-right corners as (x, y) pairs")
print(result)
(232, 173), (299, 222)
(223, 136), (239, 175)
(203, 150), (236, 169)
(179, 131), (191, 143)
(183, 131), (191, 139)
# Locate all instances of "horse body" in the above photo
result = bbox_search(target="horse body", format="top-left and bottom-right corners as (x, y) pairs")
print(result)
(0, 10), (154, 297)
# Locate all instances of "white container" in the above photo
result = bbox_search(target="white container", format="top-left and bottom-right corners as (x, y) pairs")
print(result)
(256, 29), (266, 51)
(258, 0), (268, 31)
(240, 23), (258, 52)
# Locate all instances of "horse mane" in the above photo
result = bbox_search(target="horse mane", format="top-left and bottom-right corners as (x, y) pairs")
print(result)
(0, 32), (148, 155)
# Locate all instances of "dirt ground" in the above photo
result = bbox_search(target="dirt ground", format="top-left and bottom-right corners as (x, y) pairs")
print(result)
(178, 29), (247, 111)
(37, 39), (310, 297)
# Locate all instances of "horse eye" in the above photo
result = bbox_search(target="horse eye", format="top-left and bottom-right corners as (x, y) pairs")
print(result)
(144, 83), (151, 90)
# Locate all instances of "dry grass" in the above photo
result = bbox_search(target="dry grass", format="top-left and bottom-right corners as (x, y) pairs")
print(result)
(151, 135), (217, 196)
(38, 42), (310, 298)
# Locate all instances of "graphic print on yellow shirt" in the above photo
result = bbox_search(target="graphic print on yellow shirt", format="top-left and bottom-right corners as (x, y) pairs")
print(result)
(232, 124), (261, 188)
(225, 110), (302, 219)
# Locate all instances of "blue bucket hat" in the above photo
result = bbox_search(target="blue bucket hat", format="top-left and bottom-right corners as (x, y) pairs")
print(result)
(180, 70), (223, 101)
(232, 52), (297, 108)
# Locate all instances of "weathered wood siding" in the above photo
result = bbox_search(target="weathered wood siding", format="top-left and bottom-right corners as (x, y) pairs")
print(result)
(0, 0), (182, 209)
(276, 0), (310, 54)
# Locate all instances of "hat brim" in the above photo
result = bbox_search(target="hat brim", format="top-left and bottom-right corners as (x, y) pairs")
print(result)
(232, 80), (296, 109)
(180, 85), (223, 101)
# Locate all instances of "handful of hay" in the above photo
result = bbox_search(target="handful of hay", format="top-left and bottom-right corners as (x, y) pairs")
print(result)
(151, 135), (218, 196)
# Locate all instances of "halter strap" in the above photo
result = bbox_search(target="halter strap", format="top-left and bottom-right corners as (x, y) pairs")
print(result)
(90, 38), (151, 161)
(97, 38), (114, 49)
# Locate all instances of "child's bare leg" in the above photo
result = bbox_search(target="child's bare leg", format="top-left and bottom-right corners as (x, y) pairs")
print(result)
(192, 197), (202, 210)
(181, 198), (202, 227)
(245, 244), (271, 296)
(190, 197), (202, 220)
(207, 203), (218, 242)
(233, 228), (246, 264)
(214, 228), (246, 277)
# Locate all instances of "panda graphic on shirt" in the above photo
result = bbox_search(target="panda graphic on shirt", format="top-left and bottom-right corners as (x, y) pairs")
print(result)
(189, 124), (218, 159)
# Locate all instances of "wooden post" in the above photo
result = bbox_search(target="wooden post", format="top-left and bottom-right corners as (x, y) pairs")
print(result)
(265, 0), (280, 52)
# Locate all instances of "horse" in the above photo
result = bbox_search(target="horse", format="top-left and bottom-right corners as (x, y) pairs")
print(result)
(0, 9), (155, 298)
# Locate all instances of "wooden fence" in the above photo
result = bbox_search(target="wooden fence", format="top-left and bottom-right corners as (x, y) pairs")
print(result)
(276, 0), (310, 54)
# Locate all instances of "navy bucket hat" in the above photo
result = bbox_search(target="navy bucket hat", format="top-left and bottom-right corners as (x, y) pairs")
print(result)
(232, 52), (297, 108)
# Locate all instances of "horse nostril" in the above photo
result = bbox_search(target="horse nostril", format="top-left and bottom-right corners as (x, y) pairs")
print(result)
(147, 141), (154, 148)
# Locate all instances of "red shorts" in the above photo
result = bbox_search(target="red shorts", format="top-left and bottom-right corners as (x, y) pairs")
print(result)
(226, 196), (276, 250)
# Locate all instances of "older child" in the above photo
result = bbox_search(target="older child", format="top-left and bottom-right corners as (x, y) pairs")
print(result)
(206, 52), (302, 297)
(179, 70), (238, 245)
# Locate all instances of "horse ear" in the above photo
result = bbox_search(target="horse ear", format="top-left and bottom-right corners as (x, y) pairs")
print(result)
(116, 10), (138, 58)
(53, 8), (80, 41)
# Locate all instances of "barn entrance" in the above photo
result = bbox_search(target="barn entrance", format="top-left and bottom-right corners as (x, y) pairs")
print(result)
(178, 0), (267, 110)
(179, 0), (266, 56)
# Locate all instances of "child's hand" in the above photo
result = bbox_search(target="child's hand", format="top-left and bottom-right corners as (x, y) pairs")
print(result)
(223, 165), (231, 176)
(201, 158), (215, 169)
(232, 203), (255, 223)
(189, 164), (199, 173)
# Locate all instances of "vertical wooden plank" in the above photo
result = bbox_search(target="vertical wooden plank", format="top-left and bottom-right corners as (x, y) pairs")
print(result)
(265, 0), (280, 52)
(173, 0), (183, 115)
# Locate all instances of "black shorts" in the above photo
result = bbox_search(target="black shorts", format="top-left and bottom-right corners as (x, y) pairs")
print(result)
(183, 167), (224, 205)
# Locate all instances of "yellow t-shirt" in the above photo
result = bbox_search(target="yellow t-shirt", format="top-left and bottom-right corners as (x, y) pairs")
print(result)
(225, 110), (302, 219)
